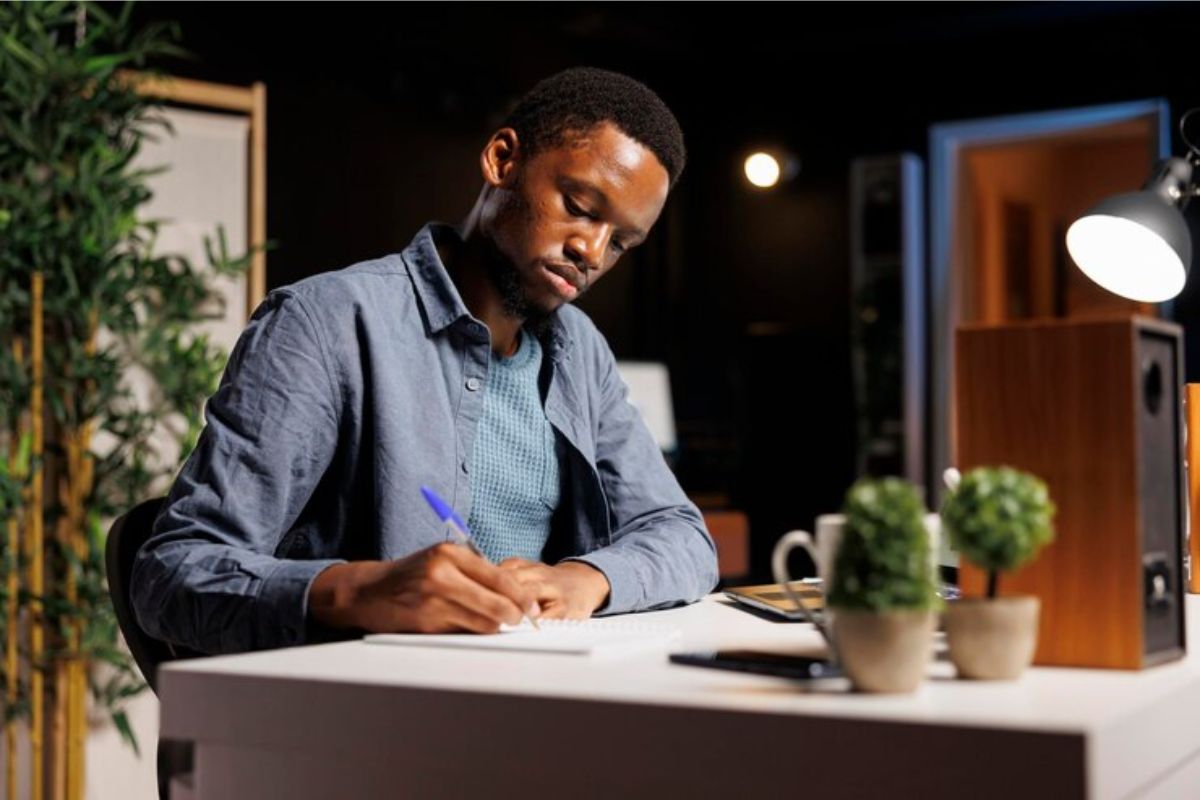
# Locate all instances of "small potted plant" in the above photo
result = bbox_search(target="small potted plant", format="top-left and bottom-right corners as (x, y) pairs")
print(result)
(827, 477), (941, 693)
(940, 466), (1056, 680)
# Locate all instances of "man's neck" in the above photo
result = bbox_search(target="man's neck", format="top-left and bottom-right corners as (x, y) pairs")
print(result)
(435, 222), (524, 359)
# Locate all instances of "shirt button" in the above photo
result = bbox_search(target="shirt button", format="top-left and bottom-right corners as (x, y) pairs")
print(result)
(466, 377), (481, 392)
(461, 460), (470, 474)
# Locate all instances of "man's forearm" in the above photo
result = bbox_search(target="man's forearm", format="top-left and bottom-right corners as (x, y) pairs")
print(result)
(132, 537), (343, 654)
(568, 511), (718, 615)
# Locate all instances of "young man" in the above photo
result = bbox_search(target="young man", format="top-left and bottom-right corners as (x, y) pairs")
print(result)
(132, 67), (718, 655)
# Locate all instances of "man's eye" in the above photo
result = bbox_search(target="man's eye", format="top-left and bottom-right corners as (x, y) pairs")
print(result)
(610, 240), (626, 254)
(564, 195), (588, 217)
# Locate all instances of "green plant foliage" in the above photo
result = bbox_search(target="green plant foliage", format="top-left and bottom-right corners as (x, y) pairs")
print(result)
(827, 477), (940, 612)
(0, 1), (249, 753)
(940, 466), (1056, 594)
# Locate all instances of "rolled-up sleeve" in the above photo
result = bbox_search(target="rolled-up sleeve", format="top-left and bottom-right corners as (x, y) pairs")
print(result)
(130, 290), (345, 655)
(566, 337), (719, 614)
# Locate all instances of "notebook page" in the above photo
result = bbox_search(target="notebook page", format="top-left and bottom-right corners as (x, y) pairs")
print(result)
(363, 619), (681, 657)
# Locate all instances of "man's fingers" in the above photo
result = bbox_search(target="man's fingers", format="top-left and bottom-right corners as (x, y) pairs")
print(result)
(440, 545), (541, 617)
(499, 557), (535, 570)
(397, 595), (502, 635)
(437, 596), (505, 634)
(425, 545), (536, 624)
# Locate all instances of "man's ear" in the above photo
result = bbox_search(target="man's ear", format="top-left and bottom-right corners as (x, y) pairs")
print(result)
(481, 128), (521, 188)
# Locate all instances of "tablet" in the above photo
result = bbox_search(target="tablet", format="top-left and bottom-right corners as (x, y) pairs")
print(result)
(723, 581), (824, 621)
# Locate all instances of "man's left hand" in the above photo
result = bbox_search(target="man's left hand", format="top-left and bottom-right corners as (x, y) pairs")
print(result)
(498, 559), (611, 619)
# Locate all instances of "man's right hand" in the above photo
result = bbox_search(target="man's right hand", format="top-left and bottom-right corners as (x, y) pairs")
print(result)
(307, 543), (542, 634)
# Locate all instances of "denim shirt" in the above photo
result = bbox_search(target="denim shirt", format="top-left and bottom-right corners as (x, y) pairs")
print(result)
(131, 222), (718, 655)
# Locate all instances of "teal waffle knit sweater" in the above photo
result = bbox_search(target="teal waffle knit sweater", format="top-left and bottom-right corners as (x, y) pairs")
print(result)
(467, 330), (560, 562)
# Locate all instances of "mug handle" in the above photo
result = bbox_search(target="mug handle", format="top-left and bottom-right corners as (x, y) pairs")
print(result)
(771, 530), (833, 648)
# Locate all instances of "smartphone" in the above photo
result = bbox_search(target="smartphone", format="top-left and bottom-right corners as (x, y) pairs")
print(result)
(669, 650), (842, 680)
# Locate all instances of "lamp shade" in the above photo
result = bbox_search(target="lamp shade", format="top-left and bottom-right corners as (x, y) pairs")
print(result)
(1066, 190), (1192, 303)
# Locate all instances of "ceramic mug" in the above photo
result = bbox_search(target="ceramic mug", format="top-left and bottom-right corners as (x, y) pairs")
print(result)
(772, 512), (942, 610)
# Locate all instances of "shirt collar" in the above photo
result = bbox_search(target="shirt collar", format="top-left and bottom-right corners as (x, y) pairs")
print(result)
(402, 221), (574, 361)
(402, 221), (473, 335)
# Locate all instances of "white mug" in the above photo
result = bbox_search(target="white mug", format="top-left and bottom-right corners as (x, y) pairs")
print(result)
(772, 512), (941, 607)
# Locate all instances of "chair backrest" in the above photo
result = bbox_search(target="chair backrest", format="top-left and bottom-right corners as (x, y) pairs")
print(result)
(104, 497), (199, 694)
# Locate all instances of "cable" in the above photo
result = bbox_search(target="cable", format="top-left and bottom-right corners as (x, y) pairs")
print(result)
(1179, 107), (1200, 164)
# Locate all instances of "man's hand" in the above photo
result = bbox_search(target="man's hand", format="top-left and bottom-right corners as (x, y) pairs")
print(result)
(308, 543), (541, 634)
(498, 559), (611, 620)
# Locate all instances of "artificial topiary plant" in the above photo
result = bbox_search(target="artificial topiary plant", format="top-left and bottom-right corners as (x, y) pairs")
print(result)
(940, 466), (1056, 599)
(826, 476), (940, 612)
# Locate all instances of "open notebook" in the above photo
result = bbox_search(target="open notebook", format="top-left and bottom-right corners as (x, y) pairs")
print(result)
(364, 618), (682, 657)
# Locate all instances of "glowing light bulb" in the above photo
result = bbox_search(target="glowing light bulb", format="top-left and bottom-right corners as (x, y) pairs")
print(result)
(744, 152), (781, 188)
(1066, 214), (1187, 302)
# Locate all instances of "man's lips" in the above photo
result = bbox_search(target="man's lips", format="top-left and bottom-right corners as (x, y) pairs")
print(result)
(543, 262), (585, 293)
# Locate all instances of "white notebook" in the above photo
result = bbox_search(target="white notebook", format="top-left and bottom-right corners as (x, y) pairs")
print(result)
(363, 618), (681, 657)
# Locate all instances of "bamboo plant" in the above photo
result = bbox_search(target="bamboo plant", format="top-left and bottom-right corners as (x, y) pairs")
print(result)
(1, 3), (250, 797)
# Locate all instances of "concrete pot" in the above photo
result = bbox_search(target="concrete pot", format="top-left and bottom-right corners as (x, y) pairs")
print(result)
(831, 608), (936, 694)
(944, 595), (1040, 680)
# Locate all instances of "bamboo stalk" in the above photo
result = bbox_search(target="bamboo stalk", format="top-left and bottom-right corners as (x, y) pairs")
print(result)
(53, 309), (100, 800)
(5, 339), (24, 800)
(4, 475), (16, 800)
(52, 466), (71, 800)
(62, 660), (80, 800)
(66, 310), (99, 800)
(52, 451), (72, 800)
(30, 270), (45, 800)
(70, 660), (85, 800)
(51, 660), (66, 800)
(62, 456), (83, 800)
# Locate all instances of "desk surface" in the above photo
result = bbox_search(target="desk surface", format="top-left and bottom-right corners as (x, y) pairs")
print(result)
(161, 595), (1200, 800)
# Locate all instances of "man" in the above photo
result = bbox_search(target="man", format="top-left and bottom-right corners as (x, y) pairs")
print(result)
(132, 67), (718, 655)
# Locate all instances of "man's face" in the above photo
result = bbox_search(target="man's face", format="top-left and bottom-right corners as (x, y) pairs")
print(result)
(479, 122), (671, 321)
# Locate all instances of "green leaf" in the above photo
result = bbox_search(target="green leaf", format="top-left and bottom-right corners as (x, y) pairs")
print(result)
(82, 53), (133, 76)
(2, 32), (47, 73)
(111, 710), (140, 757)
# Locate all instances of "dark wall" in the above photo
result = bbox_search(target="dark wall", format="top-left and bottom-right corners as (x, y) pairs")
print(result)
(120, 1), (1200, 580)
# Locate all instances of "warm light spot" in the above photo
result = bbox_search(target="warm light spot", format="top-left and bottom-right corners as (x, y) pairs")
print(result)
(744, 152), (781, 188)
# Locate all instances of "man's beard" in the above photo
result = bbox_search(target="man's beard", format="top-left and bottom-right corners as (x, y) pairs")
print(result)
(483, 245), (556, 340)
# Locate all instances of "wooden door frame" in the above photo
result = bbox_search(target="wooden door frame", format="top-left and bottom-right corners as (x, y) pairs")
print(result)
(927, 99), (1171, 516)
(123, 71), (268, 318)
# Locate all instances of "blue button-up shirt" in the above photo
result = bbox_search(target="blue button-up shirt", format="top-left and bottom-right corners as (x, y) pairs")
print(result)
(131, 222), (718, 655)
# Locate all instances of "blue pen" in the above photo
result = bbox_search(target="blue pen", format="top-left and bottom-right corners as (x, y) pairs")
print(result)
(419, 486), (540, 629)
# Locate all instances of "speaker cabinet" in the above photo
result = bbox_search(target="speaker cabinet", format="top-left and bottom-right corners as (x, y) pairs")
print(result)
(849, 155), (924, 487)
(956, 317), (1186, 669)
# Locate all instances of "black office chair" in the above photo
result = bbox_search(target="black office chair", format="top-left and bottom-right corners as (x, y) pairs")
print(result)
(105, 496), (200, 800)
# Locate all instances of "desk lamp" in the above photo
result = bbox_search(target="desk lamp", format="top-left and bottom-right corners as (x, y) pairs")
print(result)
(1066, 108), (1200, 302)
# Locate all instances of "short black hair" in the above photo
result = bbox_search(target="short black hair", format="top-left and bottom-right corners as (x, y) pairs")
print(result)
(501, 67), (686, 188)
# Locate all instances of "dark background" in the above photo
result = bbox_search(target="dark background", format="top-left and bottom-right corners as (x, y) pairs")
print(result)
(117, 1), (1200, 581)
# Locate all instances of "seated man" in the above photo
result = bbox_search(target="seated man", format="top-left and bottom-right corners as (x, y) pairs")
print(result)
(132, 66), (718, 655)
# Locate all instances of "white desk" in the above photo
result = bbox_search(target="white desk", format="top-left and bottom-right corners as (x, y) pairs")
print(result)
(160, 595), (1200, 800)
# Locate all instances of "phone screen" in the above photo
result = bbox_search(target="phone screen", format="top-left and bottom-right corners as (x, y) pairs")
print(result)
(669, 650), (842, 680)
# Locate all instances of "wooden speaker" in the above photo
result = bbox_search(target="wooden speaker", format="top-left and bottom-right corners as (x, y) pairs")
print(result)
(955, 316), (1186, 669)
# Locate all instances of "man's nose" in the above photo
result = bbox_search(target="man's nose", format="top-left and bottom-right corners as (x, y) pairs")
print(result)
(565, 224), (612, 272)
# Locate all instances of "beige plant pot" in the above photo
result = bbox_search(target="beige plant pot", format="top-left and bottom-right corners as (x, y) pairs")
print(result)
(831, 608), (936, 694)
(944, 595), (1040, 680)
